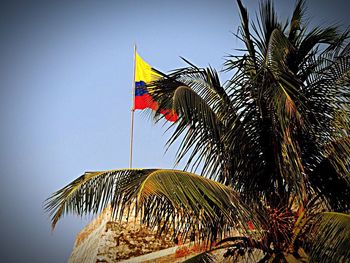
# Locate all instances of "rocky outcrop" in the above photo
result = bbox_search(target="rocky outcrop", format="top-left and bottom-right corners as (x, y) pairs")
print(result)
(95, 221), (175, 262)
(69, 208), (176, 263)
(68, 208), (258, 262)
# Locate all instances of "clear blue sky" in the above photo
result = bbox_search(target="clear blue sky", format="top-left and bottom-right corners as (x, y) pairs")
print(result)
(0, 0), (348, 262)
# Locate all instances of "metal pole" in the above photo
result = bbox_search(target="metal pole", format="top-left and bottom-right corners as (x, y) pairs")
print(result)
(129, 44), (136, 168)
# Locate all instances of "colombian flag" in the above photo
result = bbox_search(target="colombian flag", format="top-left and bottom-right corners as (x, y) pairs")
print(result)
(134, 52), (178, 122)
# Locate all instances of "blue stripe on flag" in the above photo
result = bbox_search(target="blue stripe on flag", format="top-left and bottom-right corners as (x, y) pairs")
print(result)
(135, 81), (148, 96)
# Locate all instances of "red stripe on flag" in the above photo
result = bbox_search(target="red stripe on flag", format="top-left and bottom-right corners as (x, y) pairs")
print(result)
(134, 94), (178, 122)
(134, 94), (158, 110)
(160, 109), (178, 122)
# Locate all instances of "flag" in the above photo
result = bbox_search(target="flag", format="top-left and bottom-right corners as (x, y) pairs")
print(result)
(134, 52), (178, 122)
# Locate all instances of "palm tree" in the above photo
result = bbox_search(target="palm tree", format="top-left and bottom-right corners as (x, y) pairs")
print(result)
(46, 0), (350, 262)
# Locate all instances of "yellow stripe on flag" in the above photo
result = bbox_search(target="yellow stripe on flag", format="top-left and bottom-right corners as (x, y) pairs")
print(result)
(135, 52), (160, 83)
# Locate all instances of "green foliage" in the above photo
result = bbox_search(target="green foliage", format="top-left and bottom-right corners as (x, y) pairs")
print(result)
(307, 212), (350, 262)
(45, 169), (255, 241)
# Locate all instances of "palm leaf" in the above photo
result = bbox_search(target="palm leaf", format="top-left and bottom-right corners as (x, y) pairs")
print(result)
(236, 0), (257, 69)
(323, 136), (350, 180)
(254, 0), (284, 57)
(45, 169), (254, 241)
(170, 86), (228, 180)
(307, 212), (350, 263)
(149, 66), (239, 182)
(294, 26), (347, 73)
(288, 0), (306, 45)
(45, 169), (133, 229)
(309, 158), (350, 212)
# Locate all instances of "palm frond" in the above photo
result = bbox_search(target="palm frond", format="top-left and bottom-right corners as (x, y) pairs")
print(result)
(300, 43), (350, 211)
(255, 0), (284, 56)
(152, 65), (231, 114)
(309, 158), (350, 212)
(307, 212), (350, 263)
(324, 136), (350, 179)
(236, 0), (257, 69)
(171, 86), (225, 177)
(45, 169), (135, 229)
(294, 26), (346, 71)
(149, 66), (238, 182)
(45, 169), (254, 241)
(288, 0), (306, 45)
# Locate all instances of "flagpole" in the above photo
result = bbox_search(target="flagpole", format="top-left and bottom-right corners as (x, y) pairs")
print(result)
(129, 44), (136, 168)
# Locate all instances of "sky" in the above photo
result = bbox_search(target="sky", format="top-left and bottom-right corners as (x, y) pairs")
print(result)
(0, 0), (349, 262)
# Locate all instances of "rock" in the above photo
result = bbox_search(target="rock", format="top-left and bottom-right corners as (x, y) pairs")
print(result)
(145, 236), (153, 242)
(69, 207), (177, 263)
